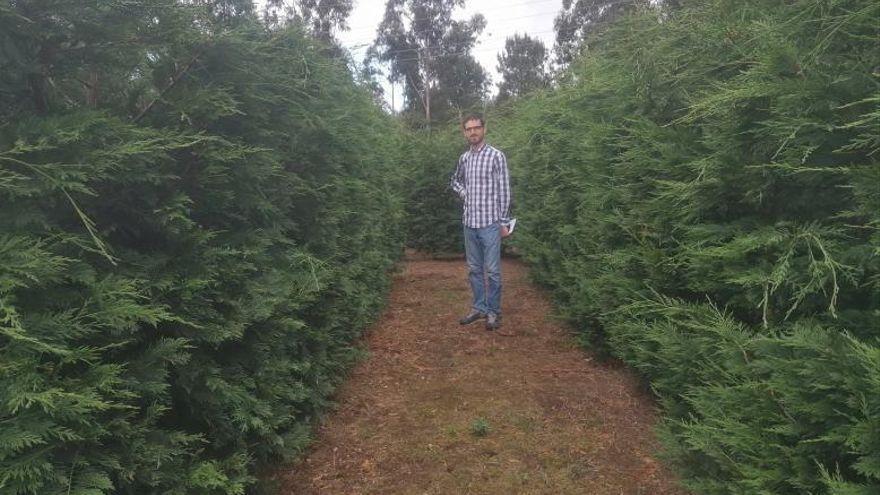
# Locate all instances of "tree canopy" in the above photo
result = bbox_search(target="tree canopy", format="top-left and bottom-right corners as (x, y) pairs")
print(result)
(496, 33), (549, 102)
(370, 0), (489, 126)
(553, 0), (649, 65)
(261, 0), (353, 43)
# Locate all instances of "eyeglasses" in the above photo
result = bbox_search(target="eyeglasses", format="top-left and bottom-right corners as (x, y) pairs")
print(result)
(464, 125), (483, 132)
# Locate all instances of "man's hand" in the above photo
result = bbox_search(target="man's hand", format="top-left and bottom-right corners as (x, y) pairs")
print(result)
(501, 225), (511, 238)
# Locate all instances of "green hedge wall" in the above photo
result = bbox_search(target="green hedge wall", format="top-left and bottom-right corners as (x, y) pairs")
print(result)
(493, 0), (879, 493)
(402, 127), (466, 254)
(1, 3), (403, 494)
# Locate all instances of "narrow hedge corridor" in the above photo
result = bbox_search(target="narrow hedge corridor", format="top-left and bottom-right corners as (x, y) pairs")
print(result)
(278, 256), (686, 494)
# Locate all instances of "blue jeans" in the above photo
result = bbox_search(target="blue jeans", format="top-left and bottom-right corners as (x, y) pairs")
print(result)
(464, 222), (502, 316)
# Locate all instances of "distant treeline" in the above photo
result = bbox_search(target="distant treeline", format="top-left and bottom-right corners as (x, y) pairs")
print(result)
(489, 0), (879, 492)
(1, 2), (404, 494)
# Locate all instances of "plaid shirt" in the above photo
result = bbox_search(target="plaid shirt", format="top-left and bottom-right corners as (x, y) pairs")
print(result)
(450, 143), (511, 229)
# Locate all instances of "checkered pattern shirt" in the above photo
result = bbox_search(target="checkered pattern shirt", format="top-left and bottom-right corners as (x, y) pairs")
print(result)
(450, 143), (511, 229)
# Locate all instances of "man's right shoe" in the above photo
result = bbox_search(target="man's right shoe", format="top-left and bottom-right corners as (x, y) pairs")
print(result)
(459, 311), (486, 325)
(485, 313), (501, 331)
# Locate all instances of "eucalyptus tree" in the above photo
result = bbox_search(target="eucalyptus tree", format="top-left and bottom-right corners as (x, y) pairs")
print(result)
(262, 0), (353, 43)
(496, 34), (549, 102)
(553, 0), (649, 66)
(370, 0), (488, 126)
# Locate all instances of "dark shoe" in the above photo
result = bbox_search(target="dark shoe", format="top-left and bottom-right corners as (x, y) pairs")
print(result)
(459, 311), (486, 325)
(485, 313), (501, 331)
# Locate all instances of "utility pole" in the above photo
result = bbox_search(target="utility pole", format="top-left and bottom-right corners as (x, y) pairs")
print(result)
(424, 38), (431, 128)
(390, 76), (395, 114)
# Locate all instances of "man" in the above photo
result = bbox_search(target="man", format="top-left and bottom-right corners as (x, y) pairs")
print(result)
(450, 113), (511, 331)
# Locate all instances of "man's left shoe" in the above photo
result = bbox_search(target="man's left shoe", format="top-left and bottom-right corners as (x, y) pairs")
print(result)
(485, 313), (501, 331)
(459, 311), (486, 325)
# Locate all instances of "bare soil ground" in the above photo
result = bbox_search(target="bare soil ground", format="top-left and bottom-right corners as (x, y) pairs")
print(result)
(277, 257), (687, 494)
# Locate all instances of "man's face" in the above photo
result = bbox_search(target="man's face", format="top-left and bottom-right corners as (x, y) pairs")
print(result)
(463, 119), (485, 146)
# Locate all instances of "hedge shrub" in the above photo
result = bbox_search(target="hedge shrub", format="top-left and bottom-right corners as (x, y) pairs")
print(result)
(493, 0), (879, 492)
(402, 126), (466, 254)
(1, 3), (403, 494)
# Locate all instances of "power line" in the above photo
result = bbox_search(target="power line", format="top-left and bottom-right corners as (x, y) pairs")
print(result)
(343, 7), (564, 41)
(336, 0), (640, 49)
(344, 26), (574, 59)
(288, 2), (646, 74)
(333, 0), (640, 38)
(340, 8), (561, 46)
(337, 0), (565, 36)
(260, 0), (567, 40)
(262, 0), (643, 60)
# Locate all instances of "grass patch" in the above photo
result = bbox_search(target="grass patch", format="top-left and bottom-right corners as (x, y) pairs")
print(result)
(470, 417), (491, 437)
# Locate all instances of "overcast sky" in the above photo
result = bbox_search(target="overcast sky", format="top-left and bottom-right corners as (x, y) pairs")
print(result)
(335, 0), (564, 109)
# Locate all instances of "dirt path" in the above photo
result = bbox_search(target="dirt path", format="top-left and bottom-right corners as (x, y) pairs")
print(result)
(278, 258), (686, 494)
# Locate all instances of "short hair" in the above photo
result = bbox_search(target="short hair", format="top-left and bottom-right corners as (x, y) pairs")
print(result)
(461, 113), (485, 128)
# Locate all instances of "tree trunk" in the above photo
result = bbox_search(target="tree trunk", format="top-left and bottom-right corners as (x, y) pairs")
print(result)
(86, 70), (99, 107)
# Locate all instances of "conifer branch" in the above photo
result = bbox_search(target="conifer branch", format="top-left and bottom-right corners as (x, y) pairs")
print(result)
(133, 50), (205, 123)
(0, 155), (116, 265)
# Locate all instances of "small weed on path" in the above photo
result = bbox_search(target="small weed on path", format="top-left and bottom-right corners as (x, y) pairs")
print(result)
(470, 418), (491, 437)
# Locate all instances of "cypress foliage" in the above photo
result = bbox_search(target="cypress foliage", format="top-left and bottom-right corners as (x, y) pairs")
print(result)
(1, 2), (403, 494)
(493, 0), (879, 492)
(402, 127), (466, 254)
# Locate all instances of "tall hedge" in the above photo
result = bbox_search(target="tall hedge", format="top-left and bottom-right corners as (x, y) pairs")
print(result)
(493, 0), (879, 492)
(402, 126), (467, 254)
(0, 2), (404, 494)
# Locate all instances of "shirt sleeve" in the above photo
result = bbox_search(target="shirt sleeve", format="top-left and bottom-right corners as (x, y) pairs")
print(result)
(495, 151), (511, 223)
(450, 154), (466, 200)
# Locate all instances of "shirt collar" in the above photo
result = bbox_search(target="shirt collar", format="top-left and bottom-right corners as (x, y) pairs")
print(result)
(470, 142), (487, 153)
